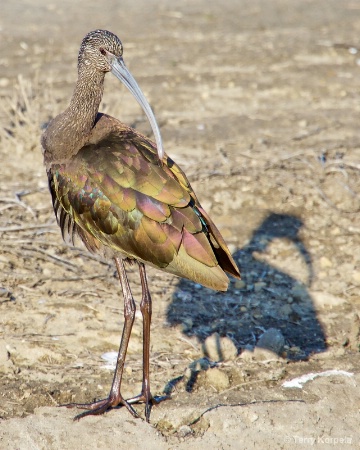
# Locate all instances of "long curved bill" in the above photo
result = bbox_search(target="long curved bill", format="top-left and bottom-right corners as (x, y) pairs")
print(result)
(111, 57), (164, 161)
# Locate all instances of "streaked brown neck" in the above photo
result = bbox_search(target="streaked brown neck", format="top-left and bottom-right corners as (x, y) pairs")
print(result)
(42, 66), (105, 165)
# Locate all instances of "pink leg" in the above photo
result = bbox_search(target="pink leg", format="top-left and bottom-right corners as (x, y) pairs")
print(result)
(64, 257), (139, 420)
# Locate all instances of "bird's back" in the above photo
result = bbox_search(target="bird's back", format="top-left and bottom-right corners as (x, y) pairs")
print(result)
(47, 114), (240, 290)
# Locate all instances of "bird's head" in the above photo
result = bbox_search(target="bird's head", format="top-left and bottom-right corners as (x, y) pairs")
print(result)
(79, 29), (123, 73)
(78, 29), (164, 161)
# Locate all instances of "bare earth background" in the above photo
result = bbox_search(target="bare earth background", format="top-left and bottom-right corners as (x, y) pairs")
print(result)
(1, 0), (360, 448)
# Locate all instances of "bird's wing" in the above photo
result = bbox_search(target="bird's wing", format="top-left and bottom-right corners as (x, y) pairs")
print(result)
(48, 128), (239, 290)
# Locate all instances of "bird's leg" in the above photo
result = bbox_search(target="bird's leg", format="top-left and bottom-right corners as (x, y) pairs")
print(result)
(126, 263), (168, 421)
(64, 257), (139, 420)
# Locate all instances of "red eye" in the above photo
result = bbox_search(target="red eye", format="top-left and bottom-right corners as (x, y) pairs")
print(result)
(99, 47), (106, 56)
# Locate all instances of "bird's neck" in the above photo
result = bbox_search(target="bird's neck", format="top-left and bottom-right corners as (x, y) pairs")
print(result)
(42, 69), (105, 164)
(68, 69), (105, 129)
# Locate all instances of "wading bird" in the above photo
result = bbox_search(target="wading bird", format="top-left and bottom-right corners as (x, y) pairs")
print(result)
(42, 29), (240, 422)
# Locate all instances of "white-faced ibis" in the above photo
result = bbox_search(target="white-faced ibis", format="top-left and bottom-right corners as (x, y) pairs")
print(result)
(41, 29), (240, 422)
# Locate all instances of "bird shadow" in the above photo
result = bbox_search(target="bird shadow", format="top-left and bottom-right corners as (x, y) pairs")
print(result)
(165, 212), (326, 393)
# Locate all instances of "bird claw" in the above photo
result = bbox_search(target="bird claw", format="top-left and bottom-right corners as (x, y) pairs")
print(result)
(126, 392), (170, 422)
(61, 396), (139, 421)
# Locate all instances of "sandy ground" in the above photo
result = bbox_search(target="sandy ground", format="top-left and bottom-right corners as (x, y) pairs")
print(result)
(1, 0), (360, 448)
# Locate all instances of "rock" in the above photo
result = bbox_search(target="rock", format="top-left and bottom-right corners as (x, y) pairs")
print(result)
(256, 328), (285, 355)
(240, 339), (284, 361)
(205, 368), (230, 391)
(219, 337), (238, 361)
(178, 425), (193, 437)
(182, 318), (193, 333)
(202, 333), (219, 361)
(319, 256), (333, 268)
(234, 280), (246, 289)
(244, 411), (259, 423)
(253, 347), (282, 361)
(291, 284), (308, 301)
(239, 347), (255, 360)
(202, 333), (238, 361)
(0, 287), (13, 301)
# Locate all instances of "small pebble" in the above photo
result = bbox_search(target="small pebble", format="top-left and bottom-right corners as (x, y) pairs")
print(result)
(0, 288), (12, 299)
(234, 280), (246, 289)
(319, 256), (332, 269)
(256, 328), (285, 355)
(178, 425), (192, 438)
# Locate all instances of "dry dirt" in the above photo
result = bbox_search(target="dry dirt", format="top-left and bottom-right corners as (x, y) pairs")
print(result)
(1, 0), (360, 448)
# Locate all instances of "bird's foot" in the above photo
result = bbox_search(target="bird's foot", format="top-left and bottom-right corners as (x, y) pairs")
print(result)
(62, 394), (139, 421)
(126, 392), (170, 422)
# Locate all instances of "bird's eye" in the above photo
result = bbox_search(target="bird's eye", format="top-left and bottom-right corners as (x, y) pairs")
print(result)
(99, 47), (107, 56)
